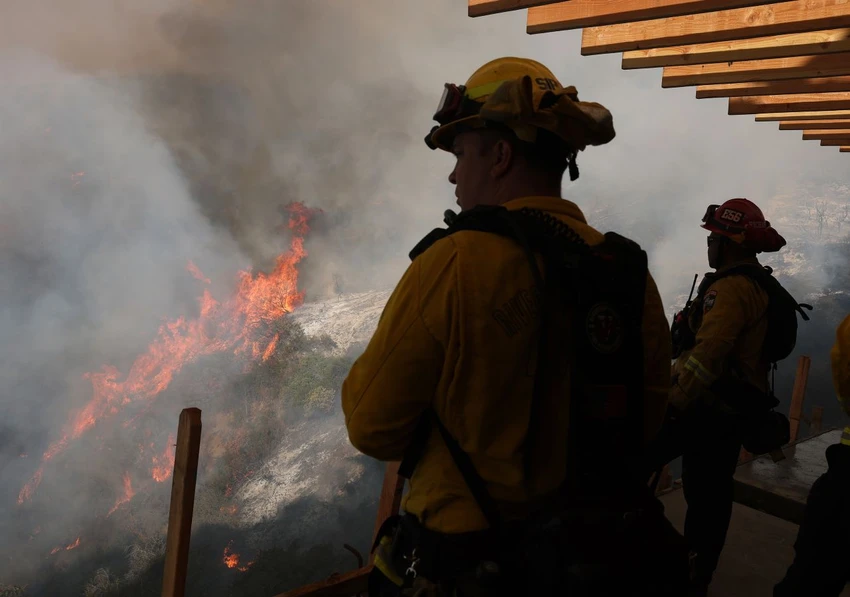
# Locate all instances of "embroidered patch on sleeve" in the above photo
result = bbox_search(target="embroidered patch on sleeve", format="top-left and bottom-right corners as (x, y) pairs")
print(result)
(704, 290), (717, 313)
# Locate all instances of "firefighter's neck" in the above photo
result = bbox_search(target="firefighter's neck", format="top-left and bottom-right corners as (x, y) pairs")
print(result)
(491, 167), (563, 206)
(715, 243), (758, 271)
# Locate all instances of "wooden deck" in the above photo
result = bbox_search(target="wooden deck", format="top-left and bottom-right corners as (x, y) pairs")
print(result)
(660, 427), (850, 596)
(732, 428), (842, 524)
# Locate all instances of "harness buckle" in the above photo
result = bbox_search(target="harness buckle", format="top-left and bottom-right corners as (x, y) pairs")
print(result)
(404, 547), (420, 579)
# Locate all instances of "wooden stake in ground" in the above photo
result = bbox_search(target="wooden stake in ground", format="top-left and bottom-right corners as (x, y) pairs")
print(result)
(811, 406), (824, 435)
(161, 408), (203, 597)
(370, 461), (405, 562)
(789, 356), (811, 442)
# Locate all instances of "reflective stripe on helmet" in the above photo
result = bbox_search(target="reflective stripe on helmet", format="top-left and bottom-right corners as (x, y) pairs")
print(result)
(466, 80), (509, 101)
(842, 426), (850, 447)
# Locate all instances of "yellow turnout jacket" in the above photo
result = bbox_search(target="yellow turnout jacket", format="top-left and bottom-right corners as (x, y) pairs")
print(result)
(341, 196), (671, 533)
(671, 259), (770, 410)
(829, 314), (850, 446)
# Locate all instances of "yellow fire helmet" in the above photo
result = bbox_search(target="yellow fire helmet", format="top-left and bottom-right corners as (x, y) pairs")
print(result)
(425, 56), (615, 179)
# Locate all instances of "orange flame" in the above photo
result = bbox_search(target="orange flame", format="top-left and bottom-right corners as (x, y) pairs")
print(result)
(151, 434), (176, 483)
(49, 536), (81, 555)
(186, 260), (211, 285)
(262, 333), (280, 362)
(18, 203), (319, 505)
(107, 472), (134, 517)
(223, 541), (254, 572)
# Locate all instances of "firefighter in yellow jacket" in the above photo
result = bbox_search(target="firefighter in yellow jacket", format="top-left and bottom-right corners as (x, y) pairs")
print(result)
(341, 57), (689, 596)
(774, 315), (850, 596)
(650, 198), (796, 595)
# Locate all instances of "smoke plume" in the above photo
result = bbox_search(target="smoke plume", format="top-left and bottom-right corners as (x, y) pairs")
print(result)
(2, 1), (850, 593)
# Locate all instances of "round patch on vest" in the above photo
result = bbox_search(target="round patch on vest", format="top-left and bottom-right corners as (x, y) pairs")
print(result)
(586, 303), (623, 354)
(704, 290), (718, 313)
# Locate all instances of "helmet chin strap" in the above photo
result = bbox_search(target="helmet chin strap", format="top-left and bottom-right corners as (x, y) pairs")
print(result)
(568, 151), (579, 181)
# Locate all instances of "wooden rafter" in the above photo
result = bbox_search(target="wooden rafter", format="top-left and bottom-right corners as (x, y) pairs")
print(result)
(696, 77), (850, 98)
(821, 139), (850, 145)
(622, 28), (850, 69)
(579, 1), (850, 55)
(526, 0), (784, 33)
(662, 53), (850, 88)
(756, 110), (850, 120)
(729, 93), (850, 115)
(779, 119), (850, 129)
(468, 0), (564, 18)
(803, 130), (850, 140)
(841, 146), (850, 151)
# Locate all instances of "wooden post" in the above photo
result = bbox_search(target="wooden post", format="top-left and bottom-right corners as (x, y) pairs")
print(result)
(369, 461), (405, 563)
(658, 464), (673, 492)
(161, 408), (203, 597)
(789, 356), (811, 442)
(811, 406), (824, 435)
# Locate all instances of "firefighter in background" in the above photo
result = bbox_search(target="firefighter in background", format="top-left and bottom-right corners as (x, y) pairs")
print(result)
(342, 57), (689, 596)
(653, 198), (803, 595)
(774, 315), (850, 596)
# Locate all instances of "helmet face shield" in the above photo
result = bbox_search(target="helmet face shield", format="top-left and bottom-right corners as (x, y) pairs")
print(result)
(433, 83), (467, 126)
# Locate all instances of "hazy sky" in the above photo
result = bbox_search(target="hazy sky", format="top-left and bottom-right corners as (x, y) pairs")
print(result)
(1, 0), (848, 586)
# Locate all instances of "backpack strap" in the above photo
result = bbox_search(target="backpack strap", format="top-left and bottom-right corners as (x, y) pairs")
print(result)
(400, 206), (648, 525)
(700, 264), (812, 322)
(401, 205), (556, 528)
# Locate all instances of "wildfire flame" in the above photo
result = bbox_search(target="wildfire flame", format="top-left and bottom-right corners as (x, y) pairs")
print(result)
(219, 504), (238, 516)
(151, 434), (176, 483)
(186, 260), (211, 285)
(107, 472), (134, 517)
(18, 203), (319, 506)
(51, 537), (81, 555)
(222, 541), (254, 572)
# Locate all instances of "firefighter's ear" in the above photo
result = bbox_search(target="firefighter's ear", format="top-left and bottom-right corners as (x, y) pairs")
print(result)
(490, 139), (514, 179)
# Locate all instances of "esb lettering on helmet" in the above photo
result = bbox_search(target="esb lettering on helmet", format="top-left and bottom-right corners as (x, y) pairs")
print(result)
(720, 208), (744, 223)
(535, 77), (558, 91)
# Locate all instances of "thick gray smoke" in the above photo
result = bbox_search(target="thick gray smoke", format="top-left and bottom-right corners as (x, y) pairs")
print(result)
(2, 0), (850, 592)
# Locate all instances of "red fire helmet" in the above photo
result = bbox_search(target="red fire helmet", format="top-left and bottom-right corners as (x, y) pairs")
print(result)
(700, 198), (786, 253)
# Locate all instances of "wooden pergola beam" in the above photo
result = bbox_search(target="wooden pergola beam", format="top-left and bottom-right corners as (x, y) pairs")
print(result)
(756, 109), (850, 120)
(468, 0), (564, 17)
(729, 93), (850, 115)
(779, 119), (850, 129)
(840, 146), (850, 151)
(622, 28), (850, 69)
(526, 0), (784, 33)
(580, 1), (850, 55)
(697, 76), (850, 98)
(663, 53), (850, 88)
(803, 130), (850, 139)
(821, 138), (850, 145)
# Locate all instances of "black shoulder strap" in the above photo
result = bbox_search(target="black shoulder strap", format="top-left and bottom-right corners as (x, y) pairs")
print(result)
(704, 264), (812, 321)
